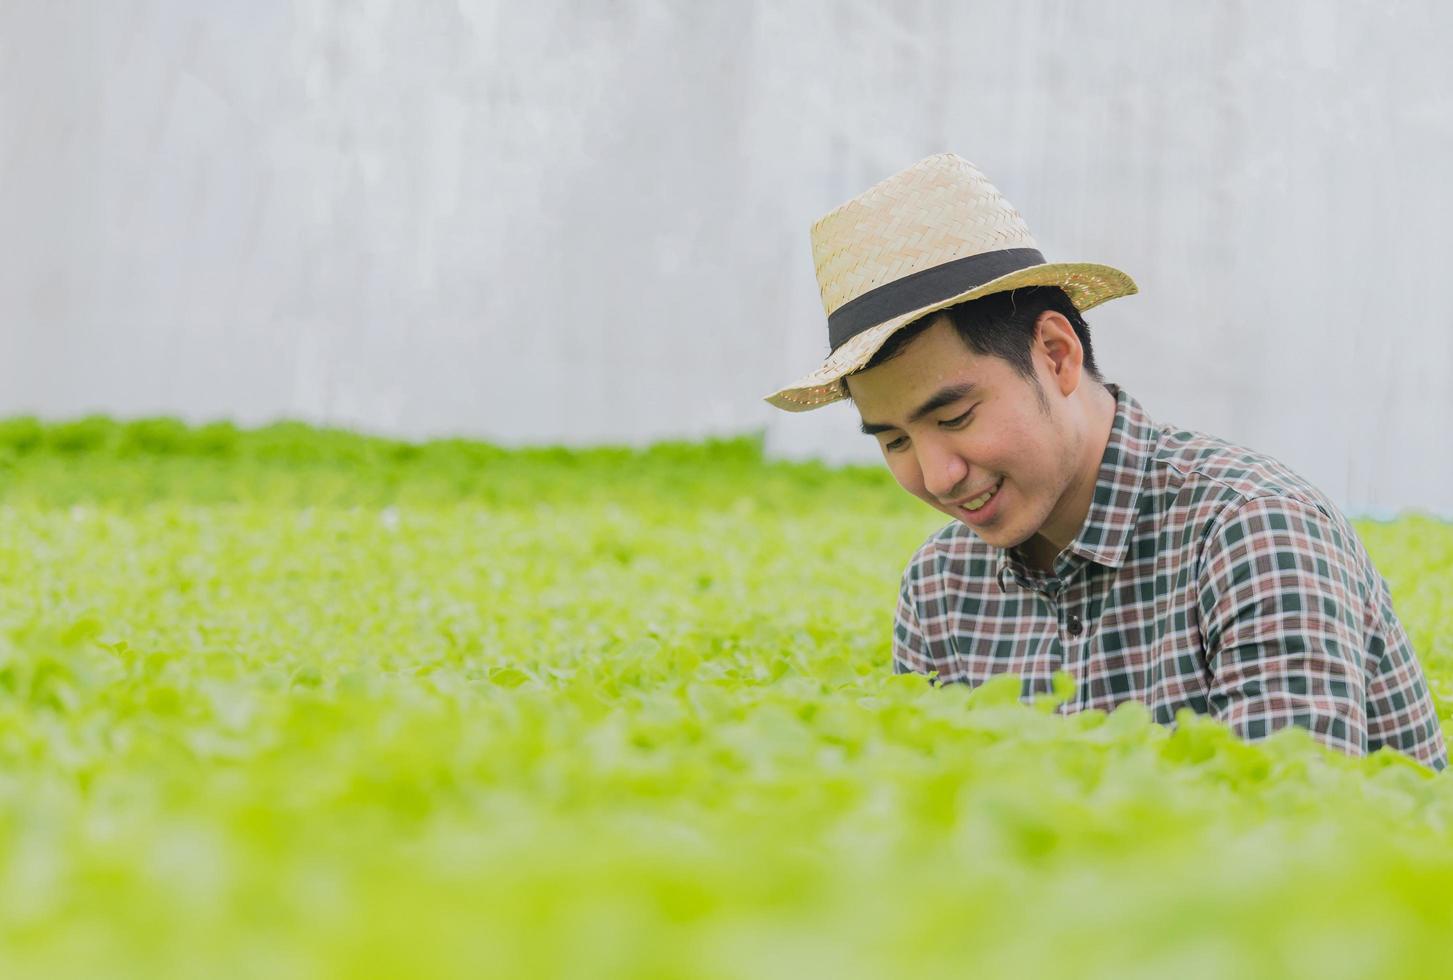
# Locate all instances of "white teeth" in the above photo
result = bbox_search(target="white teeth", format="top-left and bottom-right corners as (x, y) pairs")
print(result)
(963, 480), (1002, 512)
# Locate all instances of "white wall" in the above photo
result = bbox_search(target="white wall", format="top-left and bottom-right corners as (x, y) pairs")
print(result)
(1, 1), (1450, 517)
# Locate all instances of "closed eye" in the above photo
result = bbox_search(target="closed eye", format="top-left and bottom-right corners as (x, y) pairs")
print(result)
(940, 408), (974, 429)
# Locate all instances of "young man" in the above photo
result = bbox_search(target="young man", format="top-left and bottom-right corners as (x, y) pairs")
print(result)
(765, 154), (1446, 770)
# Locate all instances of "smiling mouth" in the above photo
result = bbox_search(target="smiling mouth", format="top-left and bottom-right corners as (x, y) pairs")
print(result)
(952, 478), (1003, 513)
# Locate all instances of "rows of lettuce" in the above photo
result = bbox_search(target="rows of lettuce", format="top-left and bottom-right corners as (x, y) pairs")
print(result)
(0, 415), (1449, 977)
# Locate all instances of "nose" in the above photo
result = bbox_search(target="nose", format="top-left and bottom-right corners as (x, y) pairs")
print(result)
(918, 439), (969, 501)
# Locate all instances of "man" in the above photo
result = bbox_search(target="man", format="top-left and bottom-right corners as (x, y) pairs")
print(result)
(765, 153), (1446, 770)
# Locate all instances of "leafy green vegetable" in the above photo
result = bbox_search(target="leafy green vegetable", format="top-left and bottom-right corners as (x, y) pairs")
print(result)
(0, 418), (1447, 978)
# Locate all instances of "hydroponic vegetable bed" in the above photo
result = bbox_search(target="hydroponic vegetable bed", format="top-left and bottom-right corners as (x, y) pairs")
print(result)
(0, 417), (1449, 978)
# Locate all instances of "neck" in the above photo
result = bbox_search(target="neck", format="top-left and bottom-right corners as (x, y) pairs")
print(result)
(1021, 382), (1118, 571)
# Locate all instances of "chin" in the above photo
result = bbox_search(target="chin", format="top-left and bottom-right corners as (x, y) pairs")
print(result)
(963, 519), (1033, 552)
(979, 527), (1017, 548)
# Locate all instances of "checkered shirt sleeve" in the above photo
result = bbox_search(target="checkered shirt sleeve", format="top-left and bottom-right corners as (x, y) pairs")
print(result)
(1198, 495), (1445, 766)
(893, 569), (932, 679)
(1197, 496), (1368, 755)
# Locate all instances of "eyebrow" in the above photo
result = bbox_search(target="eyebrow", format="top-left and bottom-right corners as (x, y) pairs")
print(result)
(859, 382), (979, 435)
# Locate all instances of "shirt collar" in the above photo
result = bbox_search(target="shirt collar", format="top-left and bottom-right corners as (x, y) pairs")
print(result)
(995, 383), (1157, 585)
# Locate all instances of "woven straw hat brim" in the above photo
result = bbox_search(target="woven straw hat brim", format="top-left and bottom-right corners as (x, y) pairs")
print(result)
(764, 260), (1136, 412)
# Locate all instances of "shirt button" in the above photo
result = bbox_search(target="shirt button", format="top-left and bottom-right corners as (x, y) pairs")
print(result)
(1067, 613), (1083, 637)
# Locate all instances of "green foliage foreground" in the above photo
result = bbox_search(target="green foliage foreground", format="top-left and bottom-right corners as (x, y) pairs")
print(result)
(0, 417), (1451, 979)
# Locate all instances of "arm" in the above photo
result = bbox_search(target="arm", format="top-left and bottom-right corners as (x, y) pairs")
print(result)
(1363, 620), (1448, 769)
(892, 564), (939, 681)
(1196, 495), (1368, 757)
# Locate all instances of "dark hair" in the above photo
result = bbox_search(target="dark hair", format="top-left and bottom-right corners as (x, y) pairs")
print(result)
(855, 285), (1104, 386)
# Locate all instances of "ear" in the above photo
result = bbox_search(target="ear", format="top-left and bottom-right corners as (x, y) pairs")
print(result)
(1034, 311), (1083, 397)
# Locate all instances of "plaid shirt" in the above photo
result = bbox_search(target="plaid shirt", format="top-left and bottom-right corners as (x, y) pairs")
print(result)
(893, 384), (1448, 770)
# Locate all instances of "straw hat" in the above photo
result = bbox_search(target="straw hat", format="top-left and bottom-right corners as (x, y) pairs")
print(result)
(764, 153), (1137, 411)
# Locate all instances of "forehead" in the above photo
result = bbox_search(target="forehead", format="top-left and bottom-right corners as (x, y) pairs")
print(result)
(846, 319), (995, 420)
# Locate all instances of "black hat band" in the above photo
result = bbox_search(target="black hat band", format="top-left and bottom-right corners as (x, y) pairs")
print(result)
(827, 247), (1047, 351)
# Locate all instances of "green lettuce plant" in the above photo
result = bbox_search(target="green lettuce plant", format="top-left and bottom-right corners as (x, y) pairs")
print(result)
(0, 418), (1447, 978)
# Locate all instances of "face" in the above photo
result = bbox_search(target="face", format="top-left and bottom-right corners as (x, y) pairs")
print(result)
(845, 314), (1095, 560)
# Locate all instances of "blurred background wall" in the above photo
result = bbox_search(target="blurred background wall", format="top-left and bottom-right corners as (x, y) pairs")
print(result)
(1, 0), (1450, 517)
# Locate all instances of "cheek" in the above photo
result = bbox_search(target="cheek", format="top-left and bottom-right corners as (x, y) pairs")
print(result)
(885, 456), (950, 514)
(885, 454), (928, 499)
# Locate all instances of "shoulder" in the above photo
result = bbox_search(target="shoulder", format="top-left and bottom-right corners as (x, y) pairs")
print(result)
(1198, 493), (1356, 577)
(1145, 421), (1355, 548)
(1152, 424), (1333, 515)
(899, 519), (996, 593)
(1192, 488), (1373, 635)
(1123, 406), (1376, 596)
